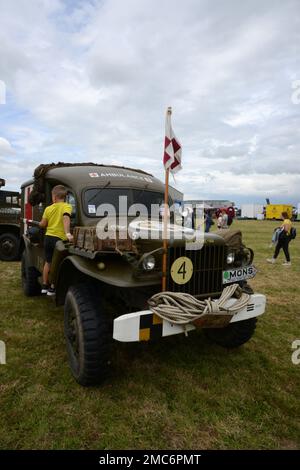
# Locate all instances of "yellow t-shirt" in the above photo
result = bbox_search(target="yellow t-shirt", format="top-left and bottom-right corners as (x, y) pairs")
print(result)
(282, 219), (292, 235)
(42, 202), (72, 240)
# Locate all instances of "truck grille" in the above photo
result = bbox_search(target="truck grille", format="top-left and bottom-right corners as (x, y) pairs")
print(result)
(167, 244), (226, 297)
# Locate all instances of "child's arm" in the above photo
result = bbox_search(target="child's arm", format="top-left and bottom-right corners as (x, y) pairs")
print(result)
(39, 218), (48, 229)
(40, 206), (48, 229)
(63, 214), (73, 242)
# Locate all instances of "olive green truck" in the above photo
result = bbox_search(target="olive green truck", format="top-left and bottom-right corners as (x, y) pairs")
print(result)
(20, 163), (266, 386)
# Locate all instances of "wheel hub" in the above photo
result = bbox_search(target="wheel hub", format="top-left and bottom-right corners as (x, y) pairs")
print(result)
(1, 239), (14, 255)
(67, 312), (79, 359)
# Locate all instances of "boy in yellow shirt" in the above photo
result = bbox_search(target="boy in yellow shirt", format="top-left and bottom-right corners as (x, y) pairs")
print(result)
(39, 185), (73, 296)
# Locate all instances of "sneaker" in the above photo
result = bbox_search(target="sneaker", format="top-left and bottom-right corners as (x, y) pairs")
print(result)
(267, 258), (276, 264)
(47, 287), (56, 296)
(282, 261), (291, 266)
(41, 284), (49, 294)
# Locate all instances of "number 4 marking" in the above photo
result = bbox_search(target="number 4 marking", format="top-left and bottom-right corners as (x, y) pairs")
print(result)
(178, 261), (187, 279)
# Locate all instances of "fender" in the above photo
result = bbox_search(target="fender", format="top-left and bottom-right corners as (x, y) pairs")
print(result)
(56, 254), (160, 290)
(22, 235), (35, 265)
(0, 223), (20, 230)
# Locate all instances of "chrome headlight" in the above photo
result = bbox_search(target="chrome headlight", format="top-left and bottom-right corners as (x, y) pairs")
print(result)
(142, 255), (156, 271)
(226, 251), (235, 264)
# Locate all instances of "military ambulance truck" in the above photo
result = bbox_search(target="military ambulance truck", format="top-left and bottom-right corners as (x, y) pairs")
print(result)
(20, 163), (266, 386)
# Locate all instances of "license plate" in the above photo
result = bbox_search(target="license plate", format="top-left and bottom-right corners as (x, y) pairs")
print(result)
(223, 265), (257, 284)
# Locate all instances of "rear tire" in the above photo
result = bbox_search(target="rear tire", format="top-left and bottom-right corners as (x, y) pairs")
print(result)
(204, 318), (257, 348)
(0, 233), (19, 261)
(64, 284), (112, 386)
(21, 252), (41, 296)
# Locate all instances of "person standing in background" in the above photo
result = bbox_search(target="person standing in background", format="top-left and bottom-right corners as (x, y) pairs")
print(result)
(221, 209), (228, 228)
(217, 209), (229, 229)
(267, 212), (294, 266)
(205, 210), (214, 232)
(217, 212), (223, 229)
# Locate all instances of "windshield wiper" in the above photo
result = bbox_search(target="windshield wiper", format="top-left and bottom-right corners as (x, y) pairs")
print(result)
(87, 181), (111, 204)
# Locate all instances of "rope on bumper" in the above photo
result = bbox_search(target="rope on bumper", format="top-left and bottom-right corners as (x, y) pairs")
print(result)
(147, 284), (250, 325)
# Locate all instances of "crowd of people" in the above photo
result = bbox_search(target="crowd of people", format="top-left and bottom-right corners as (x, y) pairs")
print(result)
(203, 208), (231, 232)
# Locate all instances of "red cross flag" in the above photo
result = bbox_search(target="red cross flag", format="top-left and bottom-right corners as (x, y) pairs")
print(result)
(163, 107), (182, 173)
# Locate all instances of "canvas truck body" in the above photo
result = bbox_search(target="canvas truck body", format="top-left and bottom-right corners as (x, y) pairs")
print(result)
(20, 163), (266, 386)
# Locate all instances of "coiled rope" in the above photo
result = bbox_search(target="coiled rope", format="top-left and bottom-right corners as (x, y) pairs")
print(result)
(148, 284), (250, 325)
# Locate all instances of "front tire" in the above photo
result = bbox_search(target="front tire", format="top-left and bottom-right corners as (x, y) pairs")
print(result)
(0, 233), (19, 261)
(64, 284), (112, 386)
(204, 318), (257, 348)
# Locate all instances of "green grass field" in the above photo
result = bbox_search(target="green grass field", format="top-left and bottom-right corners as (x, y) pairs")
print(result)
(0, 220), (299, 450)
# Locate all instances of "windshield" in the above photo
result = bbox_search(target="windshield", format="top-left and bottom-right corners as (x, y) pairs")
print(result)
(83, 188), (169, 217)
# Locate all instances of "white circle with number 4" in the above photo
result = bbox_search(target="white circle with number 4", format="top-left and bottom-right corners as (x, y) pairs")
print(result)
(170, 256), (193, 285)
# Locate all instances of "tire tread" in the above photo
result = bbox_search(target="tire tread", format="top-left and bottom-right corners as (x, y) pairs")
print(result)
(64, 283), (112, 386)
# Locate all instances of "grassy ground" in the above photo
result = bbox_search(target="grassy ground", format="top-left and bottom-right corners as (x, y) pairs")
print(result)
(0, 220), (299, 450)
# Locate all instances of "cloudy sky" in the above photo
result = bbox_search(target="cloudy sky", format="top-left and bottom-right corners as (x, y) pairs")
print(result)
(0, 0), (299, 205)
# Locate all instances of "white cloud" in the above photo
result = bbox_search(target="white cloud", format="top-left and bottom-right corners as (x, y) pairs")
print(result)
(0, 0), (299, 204)
(0, 137), (14, 156)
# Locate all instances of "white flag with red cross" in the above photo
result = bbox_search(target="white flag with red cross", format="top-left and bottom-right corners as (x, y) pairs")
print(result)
(163, 108), (182, 173)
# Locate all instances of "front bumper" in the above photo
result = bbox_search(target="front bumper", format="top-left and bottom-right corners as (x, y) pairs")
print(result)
(113, 293), (266, 342)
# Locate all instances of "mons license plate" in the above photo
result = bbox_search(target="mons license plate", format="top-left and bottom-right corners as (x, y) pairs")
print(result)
(223, 265), (257, 284)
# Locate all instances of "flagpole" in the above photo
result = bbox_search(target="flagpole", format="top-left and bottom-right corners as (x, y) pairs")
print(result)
(162, 107), (172, 291)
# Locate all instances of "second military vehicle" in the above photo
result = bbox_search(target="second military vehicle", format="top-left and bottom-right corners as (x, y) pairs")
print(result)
(20, 163), (266, 386)
(0, 178), (21, 261)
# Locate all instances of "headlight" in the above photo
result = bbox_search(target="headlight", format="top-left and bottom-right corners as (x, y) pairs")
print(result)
(226, 251), (235, 264)
(142, 255), (156, 271)
(243, 248), (253, 265)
